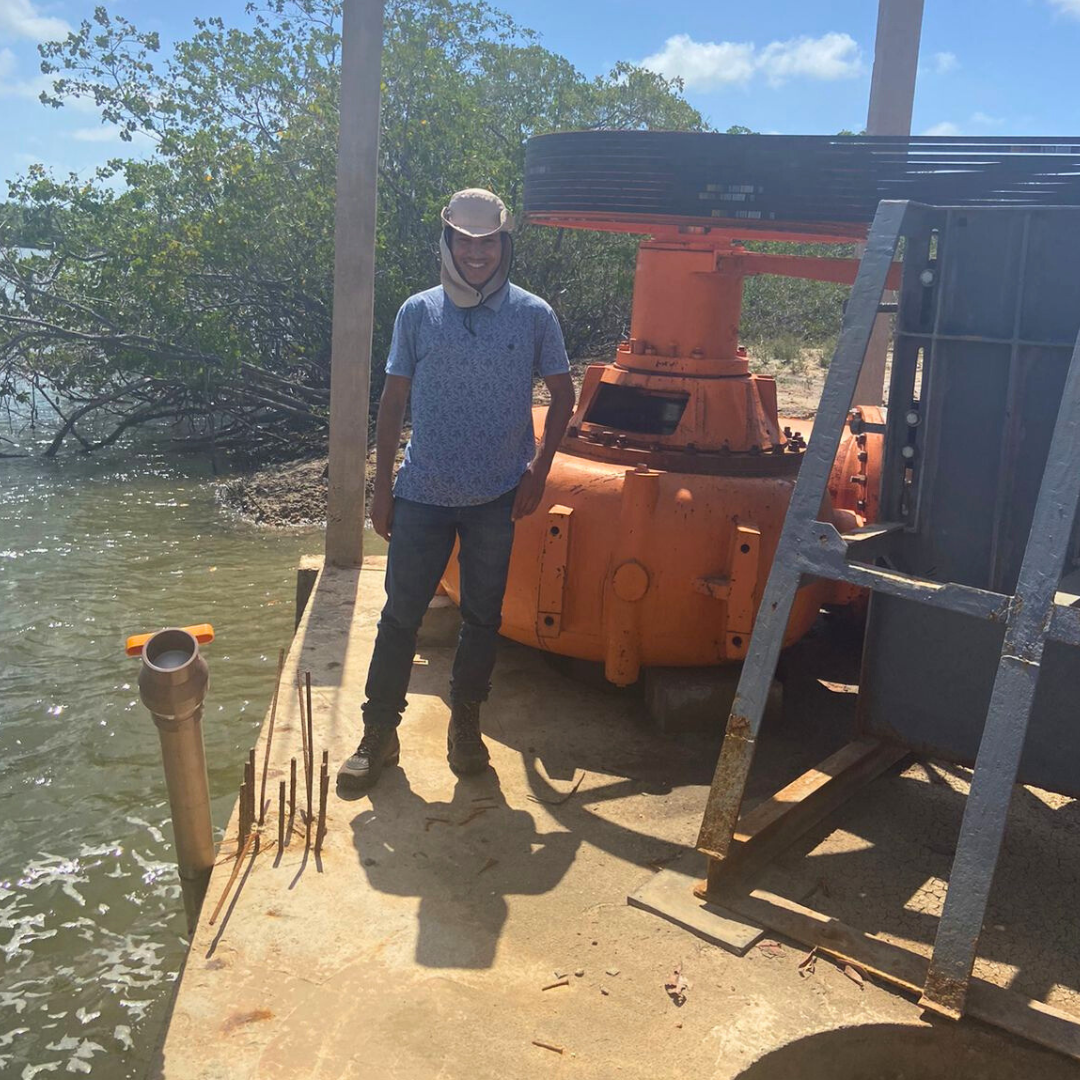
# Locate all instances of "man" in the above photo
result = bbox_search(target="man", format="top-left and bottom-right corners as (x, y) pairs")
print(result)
(337, 188), (575, 792)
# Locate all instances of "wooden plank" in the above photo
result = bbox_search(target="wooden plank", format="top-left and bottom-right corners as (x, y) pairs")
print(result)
(721, 886), (928, 992)
(967, 981), (1080, 1061)
(734, 738), (891, 840)
(720, 887), (1080, 1062)
(704, 738), (910, 889)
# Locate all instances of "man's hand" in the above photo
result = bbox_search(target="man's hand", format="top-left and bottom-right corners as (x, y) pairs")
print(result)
(370, 484), (394, 540)
(512, 461), (549, 520)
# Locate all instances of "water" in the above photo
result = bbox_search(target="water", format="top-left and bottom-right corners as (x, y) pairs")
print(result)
(0, 426), (325, 1078)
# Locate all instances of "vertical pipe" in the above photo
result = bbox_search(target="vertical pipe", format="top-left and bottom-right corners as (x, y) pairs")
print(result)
(259, 647), (285, 826)
(138, 629), (215, 934)
(853, 0), (924, 408)
(305, 672), (314, 824)
(315, 751), (330, 858)
(239, 782), (250, 847)
(325, 0), (385, 567)
(246, 749), (256, 827)
(629, 246), (745, 362)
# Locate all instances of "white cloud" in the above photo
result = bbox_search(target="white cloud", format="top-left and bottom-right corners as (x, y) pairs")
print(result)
(1048, 0), (1080, 19)
(931, 51), (958, 74)
(922, 121), (961, 137)
(641, 35), (756, 89)
(0, 68), (51, 99)
(71, 124), (152, 148)
(921, 113), (1005, 138)
(757, 33), (864, 87)
(0, 56), (100, 113)
(0, 0), (71, 42)
(641, 31), (863, 92)
(71, 125), (124, 143)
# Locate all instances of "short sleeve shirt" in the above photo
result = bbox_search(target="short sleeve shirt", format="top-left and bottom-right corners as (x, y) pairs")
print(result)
(385, 283), (570, 506)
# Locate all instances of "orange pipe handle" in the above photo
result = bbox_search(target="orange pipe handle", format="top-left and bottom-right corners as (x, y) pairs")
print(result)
(126, 623), (215, 657)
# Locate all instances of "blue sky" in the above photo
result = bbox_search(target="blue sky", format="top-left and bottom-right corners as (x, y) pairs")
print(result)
(2, 0), (1079, 188)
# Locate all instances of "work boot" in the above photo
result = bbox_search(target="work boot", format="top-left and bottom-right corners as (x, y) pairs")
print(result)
(337, 725), (400, 792)
(447, 701), (490, 776)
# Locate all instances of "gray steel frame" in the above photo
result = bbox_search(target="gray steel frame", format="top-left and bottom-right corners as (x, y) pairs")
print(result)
(696, 200), (908, 862)
(920, 320), (1080, 1017)
(697, 199), (1080, 1019)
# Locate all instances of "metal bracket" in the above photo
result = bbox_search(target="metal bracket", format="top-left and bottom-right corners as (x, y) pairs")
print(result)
(536, 505), (572, 639)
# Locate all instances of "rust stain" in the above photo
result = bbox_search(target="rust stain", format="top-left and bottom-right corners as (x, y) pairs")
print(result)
(921, 969), (967, 1019)
(726, 713), (752, 737)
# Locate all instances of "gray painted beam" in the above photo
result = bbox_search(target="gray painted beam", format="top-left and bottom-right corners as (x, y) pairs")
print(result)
(696, 201), (908, 861)
(921, 327), (1080, 1018)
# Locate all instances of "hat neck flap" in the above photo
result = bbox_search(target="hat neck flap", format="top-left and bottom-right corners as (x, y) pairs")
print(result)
(440, 231), (512, 310)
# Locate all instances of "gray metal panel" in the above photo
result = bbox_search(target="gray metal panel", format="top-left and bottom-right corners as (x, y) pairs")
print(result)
(861, 596), (1080, 795)
(923, 304), (1080, 1015)
(1020, 211), (1080, 344)
(994, 345), (1074, 587)
(917, 340), (1013, 587)
(936, 212), (1026, 340)
(862, 206), (1080, 796)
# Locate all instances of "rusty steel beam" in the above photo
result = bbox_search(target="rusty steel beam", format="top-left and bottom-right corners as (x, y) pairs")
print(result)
(790, 520), (1013, 622)
(715, 250), (903, 289)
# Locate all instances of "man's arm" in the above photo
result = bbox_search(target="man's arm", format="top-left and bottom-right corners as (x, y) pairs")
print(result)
(370, 374), (411, 540)
(512, 371), (575, 520)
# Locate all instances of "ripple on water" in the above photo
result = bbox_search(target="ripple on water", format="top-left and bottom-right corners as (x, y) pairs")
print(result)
(1, 438), (321, 1078)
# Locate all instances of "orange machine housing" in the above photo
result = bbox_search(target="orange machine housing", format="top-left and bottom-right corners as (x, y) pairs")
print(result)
(443, 231), (889, 686)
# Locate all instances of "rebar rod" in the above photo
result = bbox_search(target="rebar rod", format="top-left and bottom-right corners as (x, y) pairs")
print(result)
(259, 647), (285, 826)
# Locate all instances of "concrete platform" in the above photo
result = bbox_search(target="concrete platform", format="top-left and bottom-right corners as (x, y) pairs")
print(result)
(150, 559), (1079, 1079)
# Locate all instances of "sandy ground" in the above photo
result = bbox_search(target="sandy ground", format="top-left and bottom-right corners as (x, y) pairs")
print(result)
(150, 560), (1080, 1079)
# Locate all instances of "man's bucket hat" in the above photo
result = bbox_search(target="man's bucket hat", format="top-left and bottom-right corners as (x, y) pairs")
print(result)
(441, 188), (514, 237)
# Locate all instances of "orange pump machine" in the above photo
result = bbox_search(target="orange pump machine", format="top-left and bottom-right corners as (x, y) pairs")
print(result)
(442, 145), (894, 686)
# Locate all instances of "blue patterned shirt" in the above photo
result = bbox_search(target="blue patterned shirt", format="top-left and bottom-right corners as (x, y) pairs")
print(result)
(385, 283), (570, 506)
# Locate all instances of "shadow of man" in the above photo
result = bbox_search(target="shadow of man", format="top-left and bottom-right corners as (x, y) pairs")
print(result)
(348, 766), (580, 969)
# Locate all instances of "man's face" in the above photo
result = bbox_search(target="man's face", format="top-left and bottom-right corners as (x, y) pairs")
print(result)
(449, 231), (503, 287)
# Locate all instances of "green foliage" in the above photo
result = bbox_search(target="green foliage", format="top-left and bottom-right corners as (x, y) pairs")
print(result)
(739, 240), (856, 356)
(1, 0), (703, 456)
(2, 1), (856, 460)
(756, 331), (805, 368)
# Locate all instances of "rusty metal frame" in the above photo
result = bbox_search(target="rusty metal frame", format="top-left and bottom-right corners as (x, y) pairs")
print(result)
(696, 199), (1080, 1046)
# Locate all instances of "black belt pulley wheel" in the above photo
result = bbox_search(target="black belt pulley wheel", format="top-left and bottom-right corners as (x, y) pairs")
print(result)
(524, 131), (1080, 236)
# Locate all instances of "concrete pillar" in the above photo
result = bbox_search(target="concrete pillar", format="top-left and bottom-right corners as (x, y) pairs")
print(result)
(325, 0), (384, 568)
(852, 0), (924, 408)
(866, 0), (924, 137)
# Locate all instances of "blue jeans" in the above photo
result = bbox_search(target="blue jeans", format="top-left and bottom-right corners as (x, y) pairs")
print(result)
(362, 489), (517, 728)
